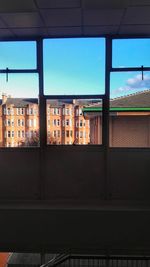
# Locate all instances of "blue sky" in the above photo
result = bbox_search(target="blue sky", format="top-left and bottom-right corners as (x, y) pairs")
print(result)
(0, 38), (150, 98)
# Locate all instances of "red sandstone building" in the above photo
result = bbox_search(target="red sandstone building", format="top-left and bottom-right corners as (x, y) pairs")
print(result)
(1, 90), (150, 147)
(0, 94), (90, 146)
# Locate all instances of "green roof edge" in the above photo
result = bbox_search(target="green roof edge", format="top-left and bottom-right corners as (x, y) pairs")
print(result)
(83, 107), (150, 112)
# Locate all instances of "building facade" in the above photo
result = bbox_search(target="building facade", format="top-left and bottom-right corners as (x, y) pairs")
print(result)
(0, 95), (90, 147)
(83, 90), (150, 147)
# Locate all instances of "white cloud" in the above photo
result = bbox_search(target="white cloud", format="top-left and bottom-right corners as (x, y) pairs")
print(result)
(126, 74), (150, 88)
(112, 74), (150, 96)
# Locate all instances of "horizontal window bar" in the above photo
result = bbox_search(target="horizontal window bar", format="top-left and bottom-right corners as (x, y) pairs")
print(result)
(44, 94), (105, 100)
(0, 69), (38, 73)
(111, 67), (150, 72)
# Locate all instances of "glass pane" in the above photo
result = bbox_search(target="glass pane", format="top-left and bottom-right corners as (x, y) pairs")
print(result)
(0, 74), (39, 147)
(46, 98), (102, 145)
(44, 38), (105, 95)
(0, 41), (36, 69)
(113, 39), (150, 68)
(110, 71), (150, 147)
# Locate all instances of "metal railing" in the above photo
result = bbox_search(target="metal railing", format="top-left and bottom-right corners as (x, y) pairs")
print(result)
(40, 255), (150, 267)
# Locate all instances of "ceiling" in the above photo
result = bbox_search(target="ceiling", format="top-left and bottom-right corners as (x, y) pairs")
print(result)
(0, 0), (150, 39)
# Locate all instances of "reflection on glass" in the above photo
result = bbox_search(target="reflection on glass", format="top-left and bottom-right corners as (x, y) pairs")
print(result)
(110, 72), (150, 147)
(46, 99), (102, 145)
(44, 38), (105, 95)
(0, 74), (39, 147)
(113, 39), (150, 68)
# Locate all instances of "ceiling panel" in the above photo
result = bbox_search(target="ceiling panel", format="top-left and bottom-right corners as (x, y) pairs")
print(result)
(0, 0), (37, 13)
(83, 0), (129, 9)
(36, 0), (81, 9)
(0, 29), (14, 39)
(0, 18), (8, 28)
(0, 0), (149, 39)
(83, 9), (124, 26)
(0, 12), (44, 28)
(123, 6), (150, 24)
(41, 9), (81, 27)
(13, 27), (48, 37)
(119, 25), (150, 35)
(84, 25), (119, 35)
(130, 0), (150, 5)
(47, 26), (82, 36)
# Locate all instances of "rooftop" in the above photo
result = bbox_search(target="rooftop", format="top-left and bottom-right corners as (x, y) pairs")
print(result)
(83, 90), (150, 113)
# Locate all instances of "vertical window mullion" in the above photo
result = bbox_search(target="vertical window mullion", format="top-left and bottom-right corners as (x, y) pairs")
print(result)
(37, 39), (46, 148)
(103, 37), (112, 200)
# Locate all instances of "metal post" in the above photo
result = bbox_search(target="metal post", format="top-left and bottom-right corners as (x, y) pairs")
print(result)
(41, 253), (46, 265)
(37, 39), (46, 200)
(103, 37), (112, 200)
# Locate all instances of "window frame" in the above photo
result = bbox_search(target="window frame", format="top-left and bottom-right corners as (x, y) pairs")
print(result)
(0, 39), (38, 149)
(2, 36), (149, 149)
(110, 36), (150, 148)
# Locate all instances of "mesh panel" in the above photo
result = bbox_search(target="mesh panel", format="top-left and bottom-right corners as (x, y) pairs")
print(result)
(110, 116), (149, 147)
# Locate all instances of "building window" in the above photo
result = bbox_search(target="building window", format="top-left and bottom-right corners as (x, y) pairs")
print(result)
(79, 120), (83, 127)
(66, 119), (69, 126)
(8, 131), (11, 138)
(7, 119), (11, 126)
(53, 108), (60, 115)
(57, 130), (60, 138)
(33, 108), (37, 115)
(79, 108), (82, 115)
(33, 119), (36, 127)
(66, 130), (69, 137)
(53, 119), (57, 126)
(17, 108), (24, 115)
(29, 108), (33, 115)
(65, 108), (70, 115)
(17, 119), (21, 126)
(53, 130), (57, 138)
(7, 108), (11, 115)
(79, 131), (83, 138)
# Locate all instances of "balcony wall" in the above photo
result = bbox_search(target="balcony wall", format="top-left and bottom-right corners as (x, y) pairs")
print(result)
(0, 147), (149, 253)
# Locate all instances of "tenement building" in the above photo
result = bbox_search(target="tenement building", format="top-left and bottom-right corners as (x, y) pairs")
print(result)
(1, 90), (150, 147)
(0, 94), (90, 147)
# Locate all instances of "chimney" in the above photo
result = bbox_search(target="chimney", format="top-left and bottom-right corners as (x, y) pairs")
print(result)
(2, 93), (7, 104)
